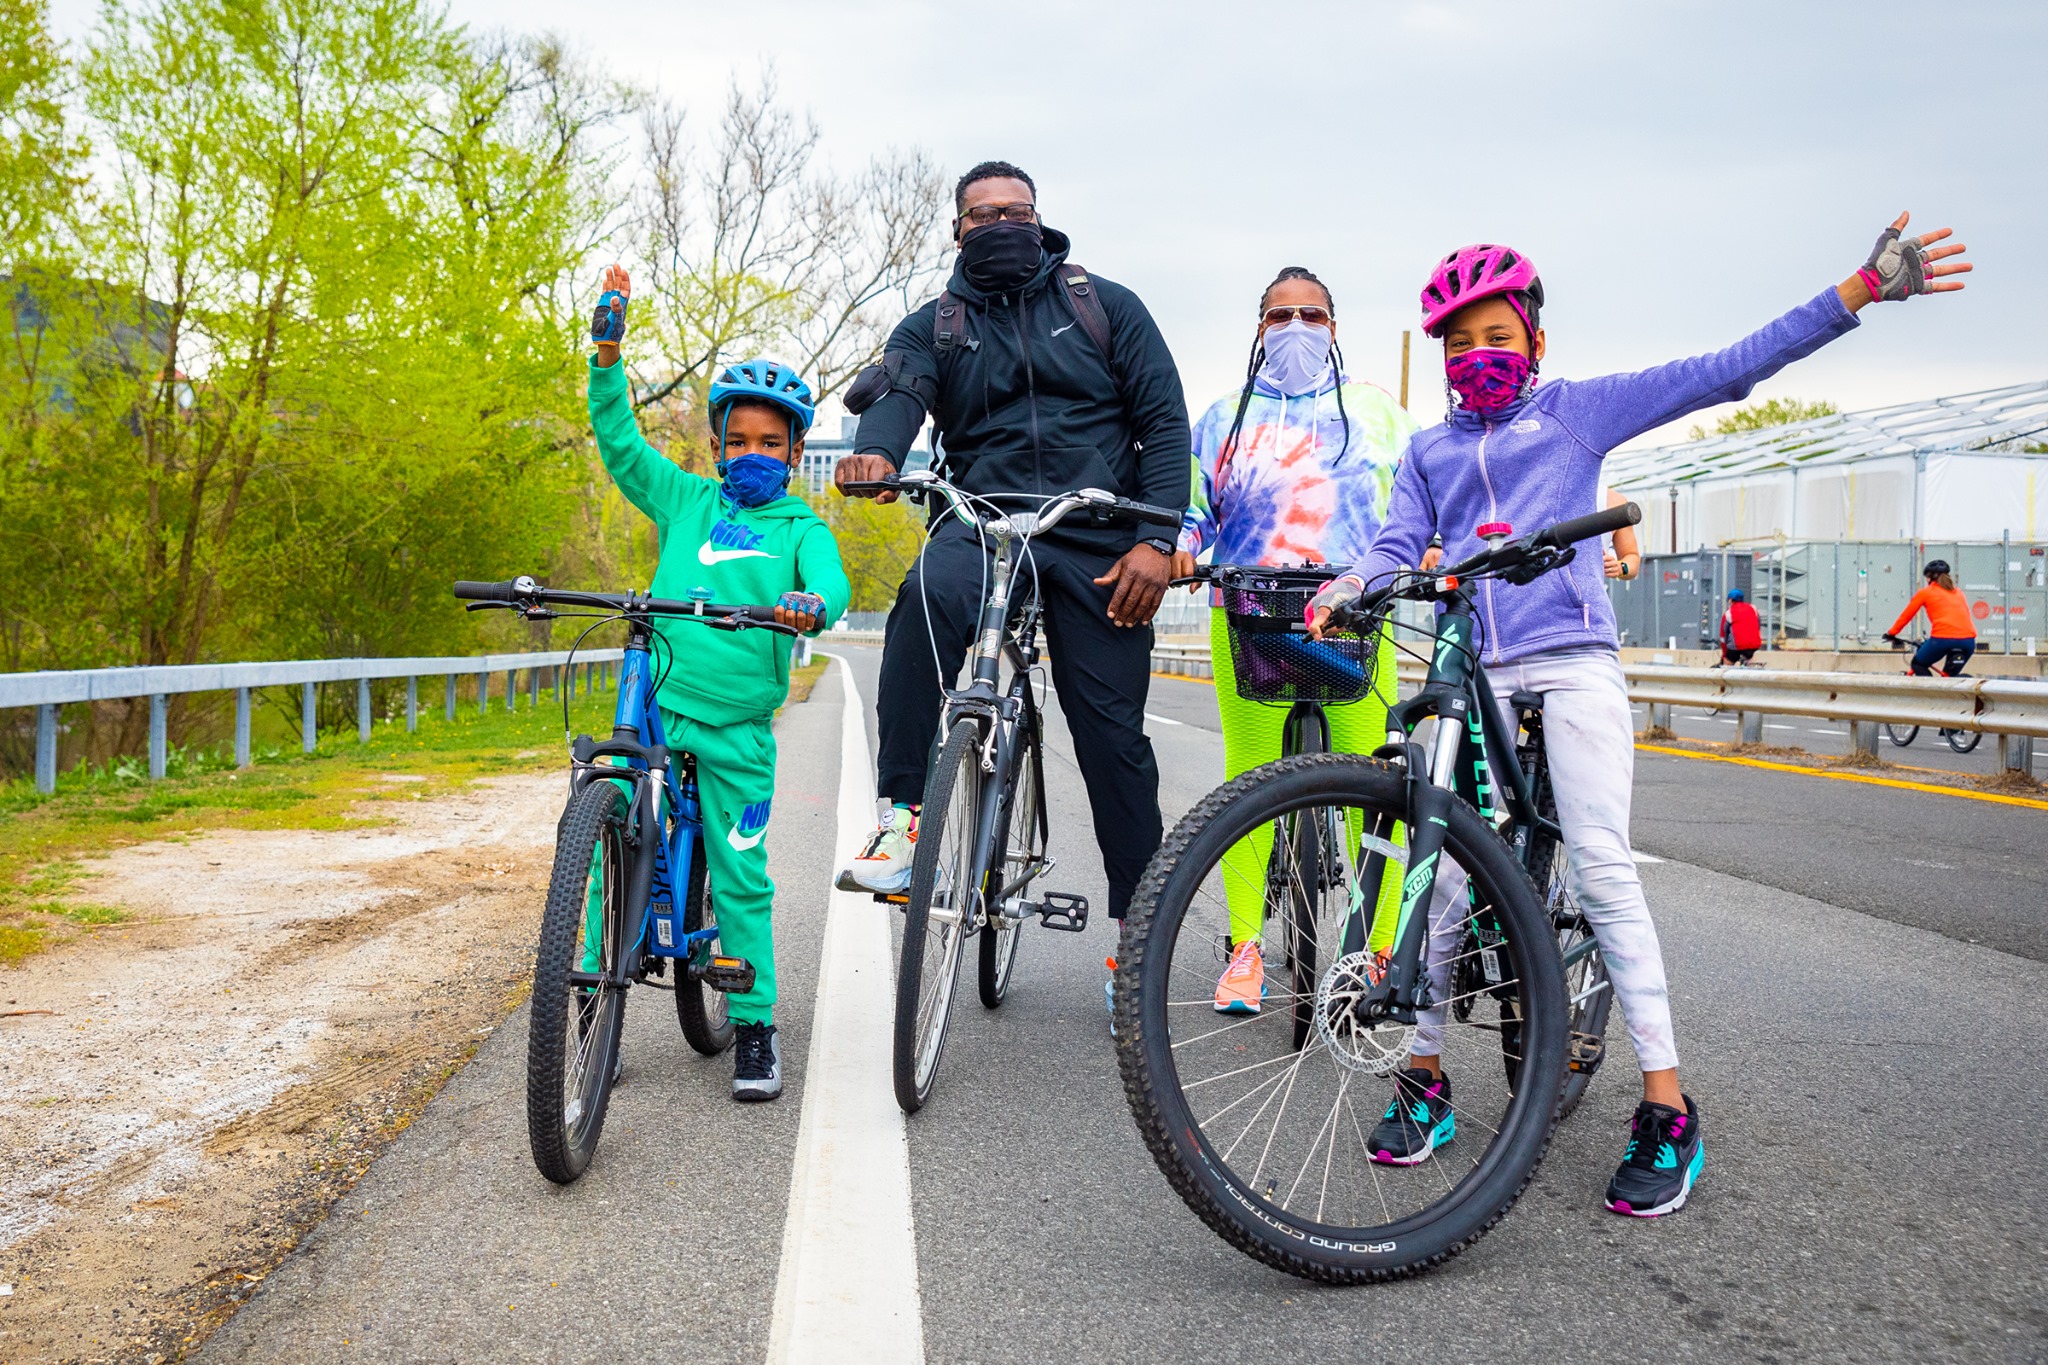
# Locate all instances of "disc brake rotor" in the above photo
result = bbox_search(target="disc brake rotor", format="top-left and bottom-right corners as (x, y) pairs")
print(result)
(1314, 950), (1416, 1077)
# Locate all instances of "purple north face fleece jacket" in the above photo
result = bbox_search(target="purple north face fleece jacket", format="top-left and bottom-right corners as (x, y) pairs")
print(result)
(1352, 289), (1860, 664)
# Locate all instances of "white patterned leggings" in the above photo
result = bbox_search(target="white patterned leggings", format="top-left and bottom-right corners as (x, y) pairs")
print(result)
(1413, 646), (1679, 1073)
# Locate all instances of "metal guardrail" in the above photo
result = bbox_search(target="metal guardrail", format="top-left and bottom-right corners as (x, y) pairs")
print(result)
(5, 649), (627, 794)
(1150, 644), (2047, 773)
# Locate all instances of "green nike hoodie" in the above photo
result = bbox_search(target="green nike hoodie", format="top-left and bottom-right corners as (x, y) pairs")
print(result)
(588, 356), (851, 727)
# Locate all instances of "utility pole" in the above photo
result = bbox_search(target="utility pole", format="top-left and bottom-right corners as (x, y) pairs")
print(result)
(1399, 330), (1411, 410)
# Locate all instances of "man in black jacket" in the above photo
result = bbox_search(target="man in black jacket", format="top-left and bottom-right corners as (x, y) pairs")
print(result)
(833, 161), (1190, 924)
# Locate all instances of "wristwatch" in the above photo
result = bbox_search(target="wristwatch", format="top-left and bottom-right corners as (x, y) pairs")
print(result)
(1138, 537), (1175, 558)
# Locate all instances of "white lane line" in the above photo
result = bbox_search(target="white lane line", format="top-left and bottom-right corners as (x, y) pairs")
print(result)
(1144, 711), (1185, 727)
(1630, 850), (1665, 864)
(769, 655), (924, 1364)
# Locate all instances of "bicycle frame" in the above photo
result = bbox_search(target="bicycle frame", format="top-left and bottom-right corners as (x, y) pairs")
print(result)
(1339, 585), (1567, 1022)
(563, 619), (712, 992)
(938, 518), (1053, 926)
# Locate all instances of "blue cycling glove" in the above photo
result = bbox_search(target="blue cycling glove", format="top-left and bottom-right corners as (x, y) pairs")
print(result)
(777, 591), (826, 629)
(591, 289), (628, 345)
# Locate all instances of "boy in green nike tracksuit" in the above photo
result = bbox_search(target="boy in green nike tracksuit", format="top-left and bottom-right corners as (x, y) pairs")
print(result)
(585, 264), (849, 1099)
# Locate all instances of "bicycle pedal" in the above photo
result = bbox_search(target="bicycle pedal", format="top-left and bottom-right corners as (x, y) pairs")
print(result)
(690, 955), (757, 994)
(1036, 892), (1088, 933)
(1569, 1031), (1605, 1075)
(871, 892), (909, 909)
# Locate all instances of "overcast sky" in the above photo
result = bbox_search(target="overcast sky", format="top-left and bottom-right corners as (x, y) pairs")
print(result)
(49, 0), (2044, 445)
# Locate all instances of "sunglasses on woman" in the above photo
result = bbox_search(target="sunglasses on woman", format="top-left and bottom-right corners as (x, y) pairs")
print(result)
(1262, 305), (1332, 327)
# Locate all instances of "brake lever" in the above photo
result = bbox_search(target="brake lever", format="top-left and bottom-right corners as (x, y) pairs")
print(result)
(465, 601), (512, 613)
(1499, 544), (1574, 586)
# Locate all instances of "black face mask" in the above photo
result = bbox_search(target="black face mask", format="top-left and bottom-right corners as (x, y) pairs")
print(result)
(958, 220), (1043, 293)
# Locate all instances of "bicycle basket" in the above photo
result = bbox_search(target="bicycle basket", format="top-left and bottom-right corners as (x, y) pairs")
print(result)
(1221, 583), (1373, 703)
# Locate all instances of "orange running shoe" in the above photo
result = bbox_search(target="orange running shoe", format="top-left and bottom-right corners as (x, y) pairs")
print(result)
(1213, 940), (1266, 1015)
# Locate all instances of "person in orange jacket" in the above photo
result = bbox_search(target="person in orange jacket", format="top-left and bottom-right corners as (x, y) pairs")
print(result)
(1718, 589), (1763, 665)
(1884, 559), (1977, 675)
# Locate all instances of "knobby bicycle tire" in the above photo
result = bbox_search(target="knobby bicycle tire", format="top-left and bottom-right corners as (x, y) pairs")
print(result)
(528, 779), (632, 1184)
(979, 721), (1039, 1009)
(675, 836), (733, 1056)
(1116, 754), (1567, 1283)
(894, 720), (979, 1113)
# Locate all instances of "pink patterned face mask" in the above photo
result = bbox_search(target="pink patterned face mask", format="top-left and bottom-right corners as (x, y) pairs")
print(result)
(1444, 347), (1532, 416)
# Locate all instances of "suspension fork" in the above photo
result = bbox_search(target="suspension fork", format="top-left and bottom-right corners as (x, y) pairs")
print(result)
(1359, 600), (1479, 1023)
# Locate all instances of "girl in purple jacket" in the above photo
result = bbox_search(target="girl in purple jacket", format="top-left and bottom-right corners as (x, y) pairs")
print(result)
(1310, 214), (1970, 1216)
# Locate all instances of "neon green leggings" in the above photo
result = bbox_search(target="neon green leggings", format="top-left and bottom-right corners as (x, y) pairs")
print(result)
(1211, 608), (1403, 950)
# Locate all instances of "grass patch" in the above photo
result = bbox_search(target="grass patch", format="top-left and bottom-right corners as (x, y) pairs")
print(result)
(785, 657), (829, 707)
(0, 685), (625, 966)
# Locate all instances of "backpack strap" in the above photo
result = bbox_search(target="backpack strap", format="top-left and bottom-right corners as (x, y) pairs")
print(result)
(1054, 263), (1115, 364)
(933, 289), (978, 356)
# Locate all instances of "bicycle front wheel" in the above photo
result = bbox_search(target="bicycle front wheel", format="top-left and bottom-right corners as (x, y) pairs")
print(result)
(895, 720), (980, 1113)
(1117, 754), (1567, 1283)
(528, 778), (632, 1184)
(1945, 727), (1981, 754)
(1885, 723), (1919, 747)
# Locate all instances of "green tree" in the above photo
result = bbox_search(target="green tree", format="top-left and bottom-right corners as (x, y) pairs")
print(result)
(1687, 396), (1838, 442)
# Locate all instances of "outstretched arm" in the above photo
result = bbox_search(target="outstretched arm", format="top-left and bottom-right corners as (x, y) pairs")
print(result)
(1557, 212), (1971, 453)
(586, 265), (694, 523)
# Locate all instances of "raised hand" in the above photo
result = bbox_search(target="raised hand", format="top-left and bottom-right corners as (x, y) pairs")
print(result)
(1846, 212), (1971, 310)
(592, 263), (631, 364)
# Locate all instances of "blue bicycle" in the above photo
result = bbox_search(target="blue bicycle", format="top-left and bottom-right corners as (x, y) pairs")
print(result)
(454, 576), (799, 1183)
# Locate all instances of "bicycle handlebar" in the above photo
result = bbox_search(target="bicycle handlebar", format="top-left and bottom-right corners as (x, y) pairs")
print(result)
(839, 471), (1183, 535)
(1530, 500), (1641, 553)
(452, 577), (801, 635)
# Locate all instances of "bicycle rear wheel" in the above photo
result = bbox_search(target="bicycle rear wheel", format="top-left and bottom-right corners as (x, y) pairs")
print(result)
(895, 720), (980, 1113)
(979, 721), (1041, 1009)
(528, 779), (632, 1184)
(1117, 754), (1566, 1283)
(1885, 723), (1918, 747)
(675, 838), (733, 1056)
(1521, 787), (1610, 1120)
(1944, 727), (1981, 754)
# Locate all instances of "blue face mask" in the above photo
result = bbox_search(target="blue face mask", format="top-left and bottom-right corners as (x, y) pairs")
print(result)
(718, 452), (792, 508)
(1258, 319), (1334, 396)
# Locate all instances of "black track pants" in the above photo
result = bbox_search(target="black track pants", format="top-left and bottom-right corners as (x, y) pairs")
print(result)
(875, 532), (1163, 917)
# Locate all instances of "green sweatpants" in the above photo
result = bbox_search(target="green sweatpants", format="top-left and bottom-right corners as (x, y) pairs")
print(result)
(585, 707), (781, 1024)
(1210, 608), (1404, 951)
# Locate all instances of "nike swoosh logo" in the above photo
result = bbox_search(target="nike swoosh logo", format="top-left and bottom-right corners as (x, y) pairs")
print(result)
(699, 544), (775, 565)
(728, 826), (766, 851)
(1051, 321), (1076, 337)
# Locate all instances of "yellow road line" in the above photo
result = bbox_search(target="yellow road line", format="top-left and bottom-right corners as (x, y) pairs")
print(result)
(1635, 742), (2048, 811)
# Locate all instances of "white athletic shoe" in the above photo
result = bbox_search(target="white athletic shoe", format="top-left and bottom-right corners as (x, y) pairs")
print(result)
(834, 799), (918, 894)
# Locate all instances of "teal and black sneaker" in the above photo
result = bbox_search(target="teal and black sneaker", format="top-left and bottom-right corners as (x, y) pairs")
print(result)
(1368, 1067), (1456, 1166)
(1605, 1096), (1704, 1217)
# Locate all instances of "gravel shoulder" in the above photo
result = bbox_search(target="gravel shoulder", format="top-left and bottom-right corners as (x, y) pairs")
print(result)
(0, 770), (562, 1364)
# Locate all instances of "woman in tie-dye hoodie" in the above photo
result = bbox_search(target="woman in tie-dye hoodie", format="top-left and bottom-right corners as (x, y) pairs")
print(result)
(1170, 266), (1419, 1015)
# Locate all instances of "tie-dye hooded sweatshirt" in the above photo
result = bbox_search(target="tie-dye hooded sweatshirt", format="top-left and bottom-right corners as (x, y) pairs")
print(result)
(1179, 371), (1418, 569)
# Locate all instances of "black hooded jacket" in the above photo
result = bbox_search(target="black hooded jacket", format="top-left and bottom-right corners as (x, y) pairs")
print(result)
(852, 227), (1191, 554)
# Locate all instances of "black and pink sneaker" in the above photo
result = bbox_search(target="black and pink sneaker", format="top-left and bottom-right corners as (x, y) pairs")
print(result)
(1604, 1096), (1704, 1217)
(1368, 1067), (1456, 1165)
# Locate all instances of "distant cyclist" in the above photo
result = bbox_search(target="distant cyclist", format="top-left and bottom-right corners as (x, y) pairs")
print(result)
(1718, 588), (1762, 665)
(1885, 559), (1976, 675)
(1171, 265), (1417, 1014)
(1309, 211), (1971, 1217)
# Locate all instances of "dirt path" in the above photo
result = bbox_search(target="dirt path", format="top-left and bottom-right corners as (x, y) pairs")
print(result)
(0, 771), (561, 1364)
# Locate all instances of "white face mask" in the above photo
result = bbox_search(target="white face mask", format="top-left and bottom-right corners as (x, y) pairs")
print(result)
(1258, 319), (1334, 396)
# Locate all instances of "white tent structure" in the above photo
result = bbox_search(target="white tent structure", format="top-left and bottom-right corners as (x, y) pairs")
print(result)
(1605, 381), (2048, 553)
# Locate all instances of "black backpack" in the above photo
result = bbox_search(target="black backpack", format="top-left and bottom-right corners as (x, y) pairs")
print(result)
(844, 263), (1117, 444)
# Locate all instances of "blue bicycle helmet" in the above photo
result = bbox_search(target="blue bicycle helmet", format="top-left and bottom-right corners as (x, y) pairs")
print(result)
(708, 357), (816, 445)
(1727, 588), (1745, 601)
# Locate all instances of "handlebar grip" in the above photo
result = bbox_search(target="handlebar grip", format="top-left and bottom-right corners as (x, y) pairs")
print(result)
(452, 580), (519, 602)
(1533, 501), (1641, 551)
(1118, 498), (1185, 530)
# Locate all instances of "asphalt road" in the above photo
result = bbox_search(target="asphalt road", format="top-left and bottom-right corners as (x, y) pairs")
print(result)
(202, 645), (2048, 1364)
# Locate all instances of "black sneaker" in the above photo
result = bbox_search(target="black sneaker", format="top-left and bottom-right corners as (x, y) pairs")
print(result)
(732, 1021), (783, 1102)
(1605, 1096), (1704, 1217)
(1368, 1067), (1456, 1165)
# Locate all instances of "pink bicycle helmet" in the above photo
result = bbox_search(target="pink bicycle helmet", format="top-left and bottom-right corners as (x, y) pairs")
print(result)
(1420, 244), (1545, 339)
